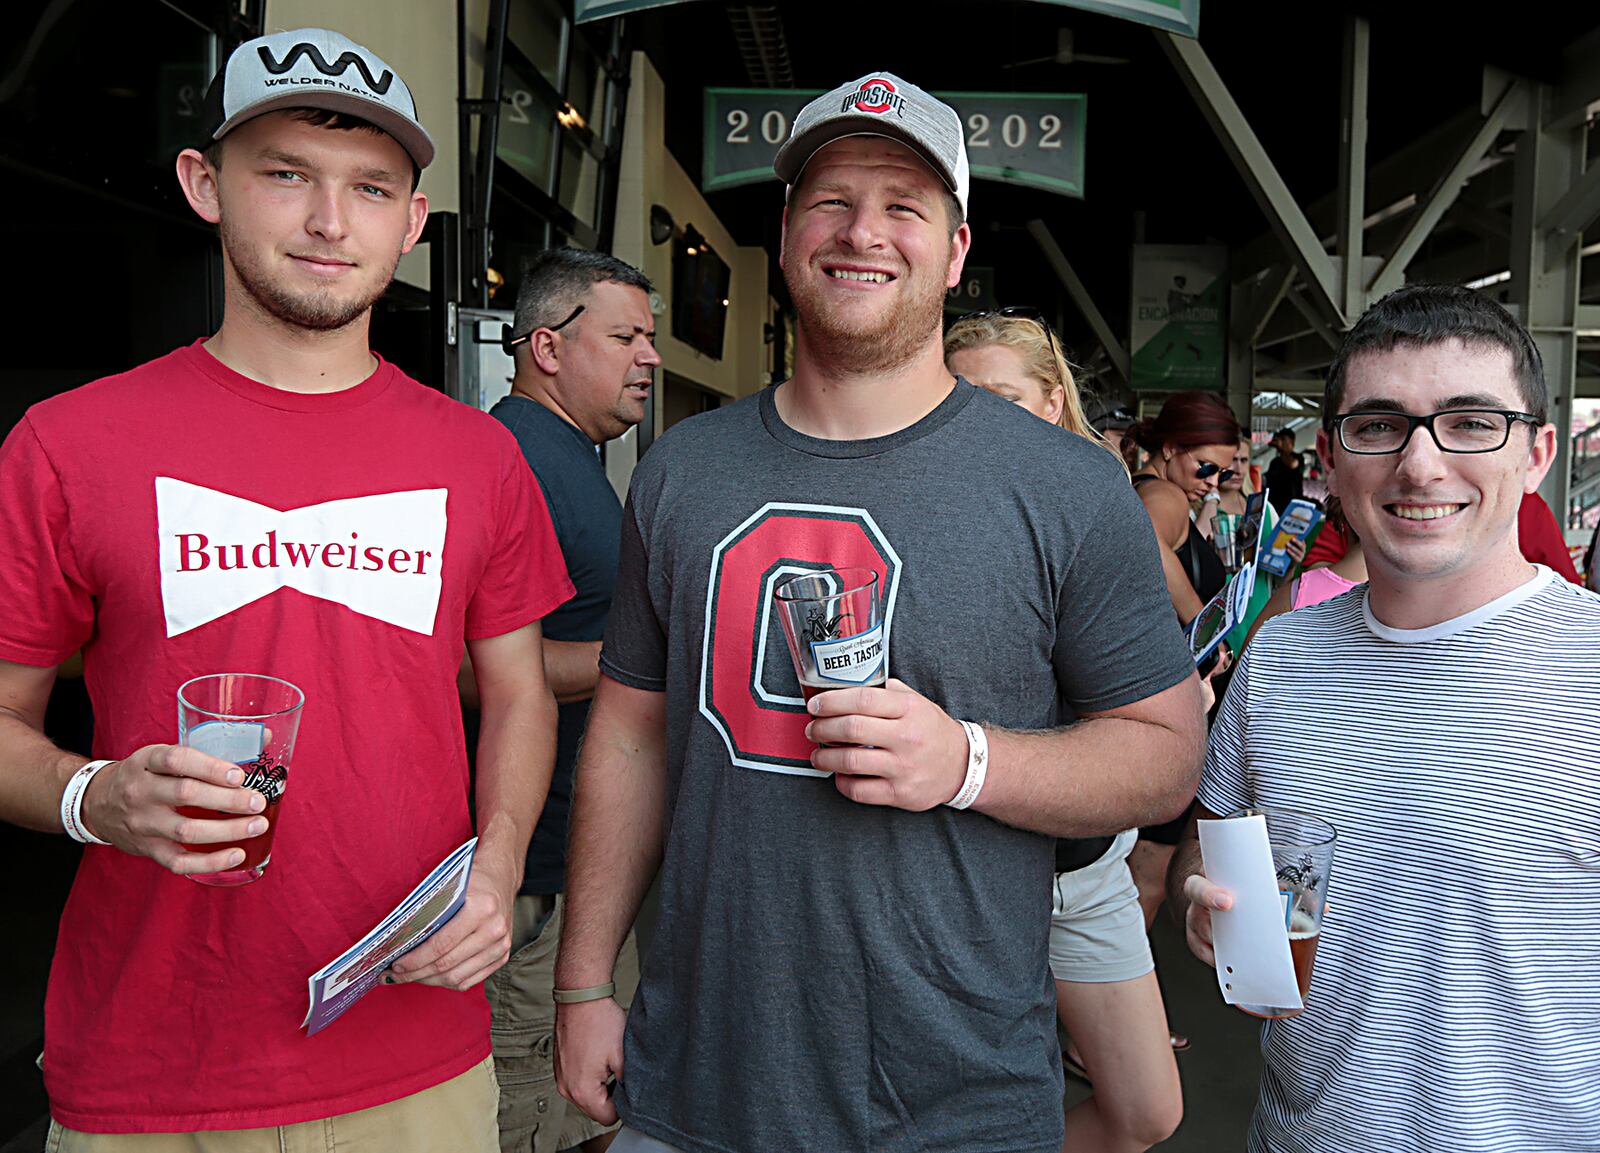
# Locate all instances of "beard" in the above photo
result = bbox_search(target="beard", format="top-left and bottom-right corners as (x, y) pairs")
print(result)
(783, 248), (949, 376)
(221, 215), (399, 333)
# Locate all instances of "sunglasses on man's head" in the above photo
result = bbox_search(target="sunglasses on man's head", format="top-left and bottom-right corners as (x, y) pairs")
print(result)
(501, 304), (586, 355)
(1194, 461), (1237, 483)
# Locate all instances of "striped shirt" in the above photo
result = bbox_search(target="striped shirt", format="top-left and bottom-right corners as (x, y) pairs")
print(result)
(1198, 567), (1600, 1153)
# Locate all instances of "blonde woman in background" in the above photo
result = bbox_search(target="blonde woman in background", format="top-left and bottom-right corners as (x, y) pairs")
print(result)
(945, 307), (1123, 461)
(945, 310), (1183, 1153)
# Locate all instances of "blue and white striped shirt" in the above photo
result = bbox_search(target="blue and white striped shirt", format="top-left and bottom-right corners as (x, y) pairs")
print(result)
(1198, 567), (1600, 1153)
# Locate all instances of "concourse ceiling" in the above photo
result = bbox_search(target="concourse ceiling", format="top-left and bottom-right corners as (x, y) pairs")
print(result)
(633, 0), (1600, 388)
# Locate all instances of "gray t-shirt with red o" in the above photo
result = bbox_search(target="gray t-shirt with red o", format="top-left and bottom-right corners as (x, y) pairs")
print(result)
(600, 381), (1193, 1153)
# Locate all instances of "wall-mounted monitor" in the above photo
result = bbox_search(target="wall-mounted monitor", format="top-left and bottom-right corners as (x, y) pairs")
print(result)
(672, 225), (731, 360)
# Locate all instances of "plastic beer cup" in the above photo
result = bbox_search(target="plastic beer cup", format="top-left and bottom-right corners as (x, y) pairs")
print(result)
(1229, 807), (1336, 1019)
(773, 568), (886, 746)
(177, 673), (305, 887)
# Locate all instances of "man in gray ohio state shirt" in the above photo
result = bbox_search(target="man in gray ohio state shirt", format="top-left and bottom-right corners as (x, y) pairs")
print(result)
(551, 73), (1204, 1153)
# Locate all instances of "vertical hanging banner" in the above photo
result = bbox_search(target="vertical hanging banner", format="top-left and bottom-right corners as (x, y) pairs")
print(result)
(1130, 245), (1228, 390)
(578, 0), (1199, 36)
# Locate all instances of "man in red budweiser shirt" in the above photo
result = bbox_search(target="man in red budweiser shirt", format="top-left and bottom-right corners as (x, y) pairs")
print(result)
(0, 27), (569, 1152)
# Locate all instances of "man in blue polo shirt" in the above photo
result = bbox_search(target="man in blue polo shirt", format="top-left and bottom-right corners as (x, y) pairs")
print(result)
(484, 248), (660, 1153)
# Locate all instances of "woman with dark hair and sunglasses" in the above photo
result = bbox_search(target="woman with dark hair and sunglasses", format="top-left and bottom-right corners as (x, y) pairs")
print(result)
(1127, 392), (1241, 624)
(1122, 392), (1241, 1057)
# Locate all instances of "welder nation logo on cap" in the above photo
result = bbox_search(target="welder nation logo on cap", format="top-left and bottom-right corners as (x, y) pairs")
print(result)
(843, 77), (905, 117)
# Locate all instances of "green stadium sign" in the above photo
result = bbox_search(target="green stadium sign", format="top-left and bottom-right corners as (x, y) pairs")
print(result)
(704, 88), (1087, 198)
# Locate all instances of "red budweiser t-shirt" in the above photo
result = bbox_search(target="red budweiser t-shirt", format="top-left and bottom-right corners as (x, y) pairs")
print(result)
(0, 343), (573, 1132)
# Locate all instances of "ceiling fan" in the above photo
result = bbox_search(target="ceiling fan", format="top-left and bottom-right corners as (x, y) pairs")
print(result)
(1003, 27), (1132, 69)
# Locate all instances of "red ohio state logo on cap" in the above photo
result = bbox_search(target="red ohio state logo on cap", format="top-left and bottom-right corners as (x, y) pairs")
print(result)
(843, 77), (905, 117)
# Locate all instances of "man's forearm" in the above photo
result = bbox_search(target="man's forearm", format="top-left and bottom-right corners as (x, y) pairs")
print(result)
(974, 680), (1206, 838)
(543, 639), (603, 703)
(0, 660), (86, 833)
(0, 712), (88, 833)
(473, 687), (558, 890)
(555, 679), (666, 989)
(1166, 831), (1205, 925)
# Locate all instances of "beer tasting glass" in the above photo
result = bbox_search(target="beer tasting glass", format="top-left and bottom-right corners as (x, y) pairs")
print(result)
(773, 568), (887, 730)
(1229, 807), (1336, 1019)
(177, 673), (305, 887)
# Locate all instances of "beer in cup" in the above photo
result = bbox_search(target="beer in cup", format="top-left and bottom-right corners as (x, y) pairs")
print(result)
(773, 568), (886, 740)
(177, 673), (305, 886)
(1229, 807), (1336, 1019)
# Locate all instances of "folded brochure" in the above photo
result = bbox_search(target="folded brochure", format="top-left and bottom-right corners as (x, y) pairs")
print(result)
(1186, 489), (1272, 666)
(1187, 562), (1257, 666)
(303, 837), (477, 1036)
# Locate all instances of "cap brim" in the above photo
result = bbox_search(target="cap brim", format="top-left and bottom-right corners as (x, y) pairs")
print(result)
(212, 90), (435, 170)
(775, 123), (958, 200)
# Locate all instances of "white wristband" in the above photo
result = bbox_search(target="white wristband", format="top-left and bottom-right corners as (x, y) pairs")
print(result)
(61, 759), (115, 845)
(945, 720), (989, 810)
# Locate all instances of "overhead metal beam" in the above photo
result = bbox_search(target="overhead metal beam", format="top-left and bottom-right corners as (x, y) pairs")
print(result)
(1367, 78), (1526, 301)
(1548, 26), (1600, 131)
(1286, 287), (1342, 351)
(1509, 83), (1584, 522)
(1236, 265), (1296, 346)
(1539, 161), (1600, 259)
(1447, 198), (1512, 242)
(1254, 377), (1328, 398)
(1026, 219), (1131, 383)
(1255, 311), (1318, 350)
(1336, 16), (1370, 320)
(1232, 108), (1489, 281)
(1156, 30), (1344, 327)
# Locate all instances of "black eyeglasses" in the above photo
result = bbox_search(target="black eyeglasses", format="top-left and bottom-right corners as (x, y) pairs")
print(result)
(501, 304), (585, 355)
(1330, 408), (1540, 455)
(1194, 461), (1237, 483)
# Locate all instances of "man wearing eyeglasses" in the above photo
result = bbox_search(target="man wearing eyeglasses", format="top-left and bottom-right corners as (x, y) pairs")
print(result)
(1170, 283), (1600, 1153)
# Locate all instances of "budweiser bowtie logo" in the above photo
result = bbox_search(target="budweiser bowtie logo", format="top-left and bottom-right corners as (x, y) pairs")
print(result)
(155, 478), (447, 638)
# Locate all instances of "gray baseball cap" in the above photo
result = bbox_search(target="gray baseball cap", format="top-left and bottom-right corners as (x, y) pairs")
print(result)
(198, 28), (434, 169)
(774, 72), (969, 219)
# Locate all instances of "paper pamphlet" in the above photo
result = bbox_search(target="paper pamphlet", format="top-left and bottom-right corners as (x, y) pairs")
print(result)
(1185, 489), (1281, 664)
(303, 837), (477, 1036)
(1196, 814), (1301, 1011)
(1187, 563), (1257, 666)
(1260, 498), (1325, 577)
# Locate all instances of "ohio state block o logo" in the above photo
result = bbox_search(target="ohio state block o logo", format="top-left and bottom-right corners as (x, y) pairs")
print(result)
(698, 503), (901, 775)
(853, 77), (898, 115)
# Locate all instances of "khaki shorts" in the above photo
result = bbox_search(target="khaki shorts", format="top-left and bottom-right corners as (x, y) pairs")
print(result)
(484, 894), (640, 1153)
(46, 1056), (498, 1153)
(1049, 828), (1153, 984)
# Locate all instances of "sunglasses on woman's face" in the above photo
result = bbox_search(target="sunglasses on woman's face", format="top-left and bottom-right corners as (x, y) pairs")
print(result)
(1194, 461), (1237, 483)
